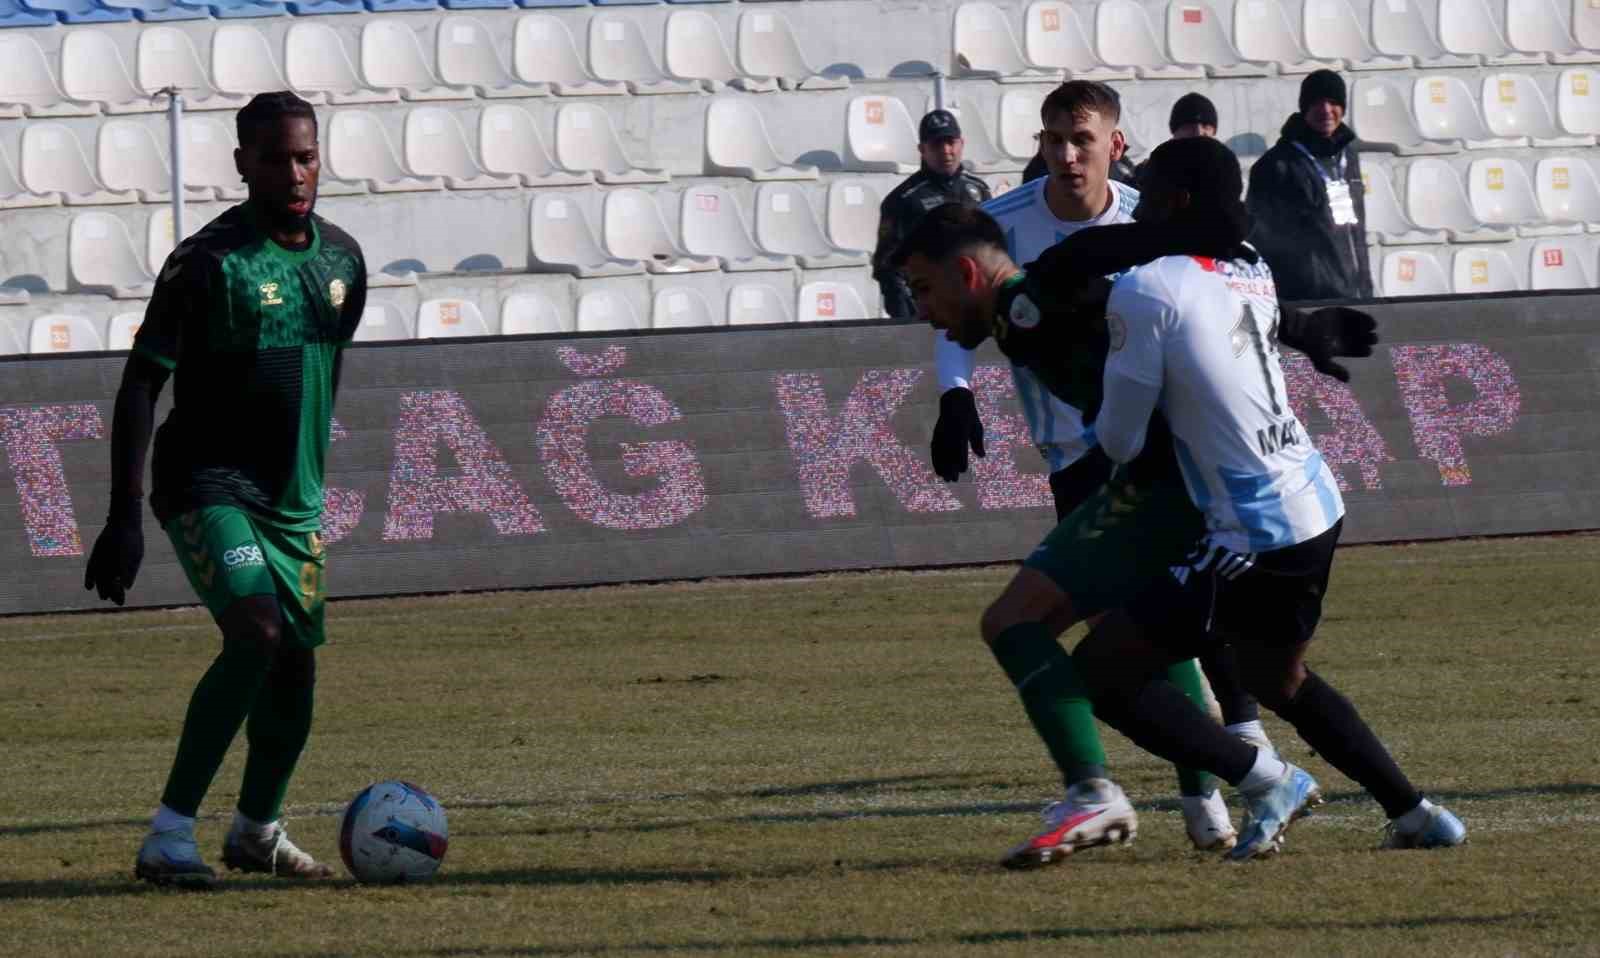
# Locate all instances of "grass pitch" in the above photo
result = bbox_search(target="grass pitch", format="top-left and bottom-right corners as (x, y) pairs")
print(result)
(3, 536), (1599, 957)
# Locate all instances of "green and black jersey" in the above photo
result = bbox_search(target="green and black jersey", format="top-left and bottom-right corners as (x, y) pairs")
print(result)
(134, 202), (366, 530)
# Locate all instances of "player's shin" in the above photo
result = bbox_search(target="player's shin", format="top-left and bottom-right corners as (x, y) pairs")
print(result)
(1164, 658), (1221, 797)
(159, 640), (272, 817)
(238, 664), (316, 824)
(991, 621), (1109, 785)
(1270, 669), (1423, 818)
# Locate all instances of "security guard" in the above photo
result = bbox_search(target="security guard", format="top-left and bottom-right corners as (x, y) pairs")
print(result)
(871, 109), (991, 319)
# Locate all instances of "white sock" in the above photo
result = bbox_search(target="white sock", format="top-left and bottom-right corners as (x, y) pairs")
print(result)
(1236, 747), (1290, 795)
(1181, 789), (1225, 820)
(232, 810), (277, 839)
(151, 804), (195, 834)
(1392, 798), (1436, 833)
(1225, 720), (1268, 745)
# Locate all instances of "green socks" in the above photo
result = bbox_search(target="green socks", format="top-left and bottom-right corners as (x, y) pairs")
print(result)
(159, 640), (271, 817)
(237, 678), (315, 823)
(1164, 658), (1220, 797)
(991, 622), (1108, 784)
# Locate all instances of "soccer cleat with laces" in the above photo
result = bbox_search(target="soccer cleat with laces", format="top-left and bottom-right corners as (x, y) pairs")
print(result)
(1182, 789), (1238, 852)
(1227, 764), (1323, 861)
(222, 821), (336, 879)
(135, 827), (217, 889)
(1382, 804), (1466, 850)
(1000, 778), (1138, 869)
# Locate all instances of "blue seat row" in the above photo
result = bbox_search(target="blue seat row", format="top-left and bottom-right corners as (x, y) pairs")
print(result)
(0, 0), (738, 24)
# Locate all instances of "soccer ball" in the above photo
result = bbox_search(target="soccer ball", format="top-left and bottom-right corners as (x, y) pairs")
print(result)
(339, 780), (449, 884)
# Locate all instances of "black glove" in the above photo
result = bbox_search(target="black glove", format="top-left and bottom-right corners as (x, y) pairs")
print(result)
(930, 387), (985, 482)
(1278, 305), (1378, 383)
(84, 496), (144, 606)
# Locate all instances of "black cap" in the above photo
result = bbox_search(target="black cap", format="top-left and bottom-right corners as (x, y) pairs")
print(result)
(1168, 93), (1219, 133)
(1299, 69), (1347, 113)
(918, 109), (962, 143)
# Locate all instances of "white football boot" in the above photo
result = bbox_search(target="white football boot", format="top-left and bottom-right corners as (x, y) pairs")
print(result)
(1000, 778), (1138, 869)
(222, 820), (335, 879)
(1182, 789), (1238, 852)
(135, 827), (217, 889)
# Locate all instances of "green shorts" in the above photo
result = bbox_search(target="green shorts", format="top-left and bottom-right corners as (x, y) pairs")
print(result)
(166, 506), (328, 648)
(1022, 470), (1207, 619)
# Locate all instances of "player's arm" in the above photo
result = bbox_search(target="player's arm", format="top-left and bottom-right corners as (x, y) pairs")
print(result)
(1093, 284), (1169, 465)
(84, 251), (192, 605)
(332, 256), (369, 401)
(1023, 219), (1249, 303)
(1277, 303), (1378, 382)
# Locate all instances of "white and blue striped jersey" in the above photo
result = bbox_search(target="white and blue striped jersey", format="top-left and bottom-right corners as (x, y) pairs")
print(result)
(1100, 253), (1345, 554)
(934, 177), (1141, 474)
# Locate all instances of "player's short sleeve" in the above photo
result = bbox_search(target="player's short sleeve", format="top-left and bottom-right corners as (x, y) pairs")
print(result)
(1103, 269), (1172, 389)
(133, 245), (210, 370)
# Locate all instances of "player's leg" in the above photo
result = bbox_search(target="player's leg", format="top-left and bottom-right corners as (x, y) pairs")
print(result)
(136, 509), (281, 888)
(224, 526), (335, 879)
(1198, 643), (1271, 751)
(982, 568), (1137, 868)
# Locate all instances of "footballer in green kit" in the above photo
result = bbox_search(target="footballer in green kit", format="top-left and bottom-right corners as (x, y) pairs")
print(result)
(84, 91), (365, 888)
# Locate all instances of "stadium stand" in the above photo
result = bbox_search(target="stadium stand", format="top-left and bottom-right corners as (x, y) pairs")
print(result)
(663, 9), (779, 92)
(1231, 0), (1337, 74)
(362, 19), (473, 99)
(726, 283), (789, 325)
(679, 184), (794, 270)
(530, 192), (644, 276)
(514, 14), (626, 95)
(735, 11), (846, 90)
(1022, 0), (1131, 79)
(136, 27), (246, 110)
(1480, 73), (1593, 146)
(951, 2), (1060, 82)
(1164, 0), (1271, 78)
(704, 96), (818, 180)
(416, 297), (490, 337)
(69, 211), (155, 297)
(554, 102), (669, 182)
(1452, 244), (1523, 292)
(589, 13), (698, 94)
(1302, 0), (1408, 69)
(285, 21), (400, 103)
(1405, 157), (1516, 241)
(1380, 248), (1450, 295)
(499, 287), (570, 334)
(1534, 155), (1600, 228)
(797, 280), (870, 321)
(180, 115), (250, 199)
(436, 16), (549, 98)
(576, 286), (644, 332)
(21, 123), (137, 204)
(29, 313), (105, 353)
(753, 181), (868, 269)
(601, 187), (717, 273)
(1361, 161), (1447, 244)
(650, 285), (719, 328)
(404, 106), (519, 188)
(1529, 237), (1594, 287)
(844, 95), (919, 173)
(477, 104), (592, 184)
(327, 109), (443, 190)
(61, 30), (165, 113)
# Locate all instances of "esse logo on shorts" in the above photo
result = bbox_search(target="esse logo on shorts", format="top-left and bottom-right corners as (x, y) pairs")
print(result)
(223, 543), (266, 569)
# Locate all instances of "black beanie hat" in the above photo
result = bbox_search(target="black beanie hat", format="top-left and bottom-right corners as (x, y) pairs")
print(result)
(1143, 136), (1250, 240)
(1168, 93), (1219, 133)
(1299, 69), (1347, 113)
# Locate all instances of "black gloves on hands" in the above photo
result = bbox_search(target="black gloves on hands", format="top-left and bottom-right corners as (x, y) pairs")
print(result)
(1278, 305), (1379, 383)
(84, 496), (144, 606)
(931, 387), (985, 482)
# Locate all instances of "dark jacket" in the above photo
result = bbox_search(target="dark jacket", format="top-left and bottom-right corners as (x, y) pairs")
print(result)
(1246, 113), (1373, 302)
(871, 166), (990, 318)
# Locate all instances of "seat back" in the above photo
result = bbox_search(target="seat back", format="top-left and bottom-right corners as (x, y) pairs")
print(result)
(97, 120), (169, 194)
(1529, 239), (1594, 289)
(61, 30), (143, 105)
(1405, 158), (1481, 231)
(576, 287), (644, 332)
(1413, 76), (1490, 142)
(438, 17), (516, 86)
(953, 1), (1035, 73)
(417, 298), (491, 338)
(845, 96), (918, 167)
(405, 107), (481, 178)
(1095, 0), (1169, 68)
(680, 185), (762, 258)
(797, 281), (870, 322)
(1556, 68), (1600, 135)
(514, 14), (593, 85)
(589, 15), (667, 83)
(70, 212), (151, 288)
(1380, 249), (1449, 296)
(1302, 0), (1378, 60)
(30, 314), (105, 354)
(1025, 0), (1106, 70)
(479, 104), (559, 177)
(652, 287), (718, 329)
(362, 20), (444, 90)
(1481, 74), (1560, 140)
(1534, 155), (1600, 222)
(554, 102), (633, 174)
(21, 123), (102, 195)
(181, 116), (242, 190)
(137, 26), (216, 96)
(602, 188), (681, 260)
(1467, 158), (1542, 226)
(826, 179), (882, 252)
(328, 110), (410, 182)
(665, 10), (740, 83)
(1452, 246), (1522, 293)
(755, 182), (831, 256)
(212, 25), (288, 97)
(285, 22), (365, 95)
(705, 97), (782, 173)
(499, 289), (570, 335)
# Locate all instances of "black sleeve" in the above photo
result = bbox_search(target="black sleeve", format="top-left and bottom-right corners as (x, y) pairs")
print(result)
(133, 242), (210, 371)
(870, 193), (900, 281)
(1246, 153), (1320, 300)
(1346, 149), (1376, 299)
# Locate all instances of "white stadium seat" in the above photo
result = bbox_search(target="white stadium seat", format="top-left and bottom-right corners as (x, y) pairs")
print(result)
(352, 303), (413, 342)
(327, 110), (444, 192)
(1467, 157), (1579, 234)
(844, 96), (919, 173)
(1481, 74), (1595, 147)
(576, 288), (645, 333)
(70, 212), (155, 298)
(437, 17), (550, 98)
(651, 287), (720, 329)
(107, 312), (143, 351)
(601, 187), (717, 273)
(1380, 249), (1449, 296)
(705, 98), (819, 180)
(404, 107), (518, 189)
(1, 140), (58, 209)
(1405, 157), (1516, 240)
(1452, 246), (1523, 292)
(1438, 0), (1544, 63)
(952, 2), (1063, 81)
(589, 15), (699, 95)
(1556, 68), (1600, 134)
(96, 120), (207, 203)
(1534, 155), (1600, 229)
(1349, 79), (1460, 153)
(998, 89), (1045, 160)
(1166, 0), (1272, 77)
(1506, 0), (1600, 62)
(1024, 0), (1134, 79)
(825, 179), (882, 253)
(30, 314), (105, 354)
(797, 281), (871, 322)
(1371, 0), (1476, 67)
(181, 116), (249, 200)
(285, 22), (399, 105)
(361, 21), (472, 101)
(555, 103), (669, 184)
(1413, 75), (1527, 149)
(21, 123), (136, 205)
(755, 182), (869, 269)
(736, 11), (848, 91)
(1232, 0), (1338, 74)
(1095, 0), (1206, 78)
(137, 27), (245, 112)
(514, 15), (626, 96)
(61, 31), (163, 114)
(1302, 0), (1408, 69)
(530, 193), (644, 277)
(1360, 162), (1447, 243)
(417, 299), (491, 339)
(478, 105), (594, 187)
(665, 10), (779, 92)
(213, 26), (316, 102)
(1529, 238), (1594, 288)
(679, 185), (794, 271)
(146, 206), (176, 276)
(726, 284), (792, 325)
(499, 289), (571, 336)
(1576, 0), (1600, 51)
(930, 96), (1023, 173)
(0, 34), (97, 117)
